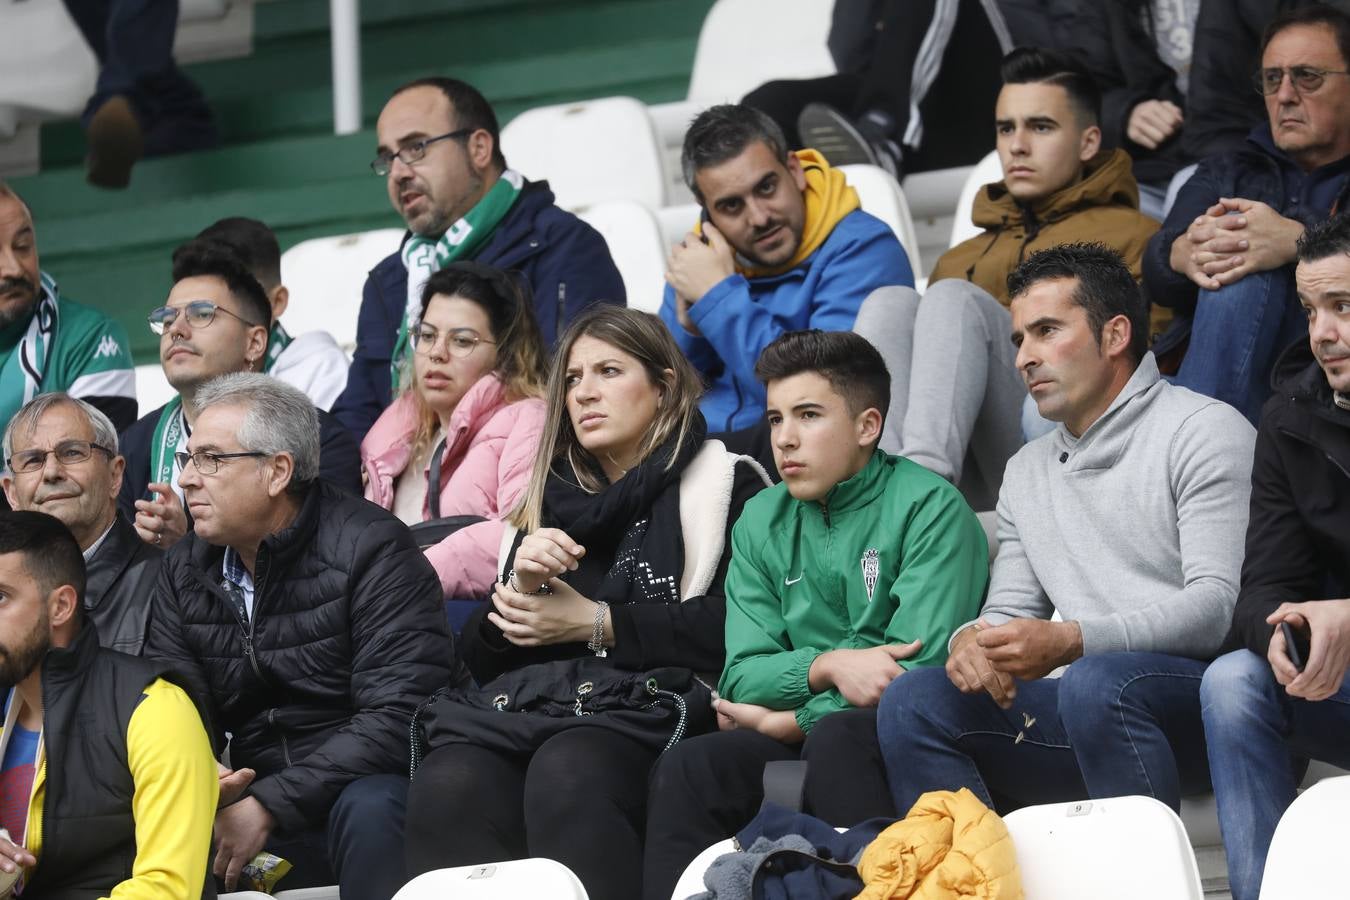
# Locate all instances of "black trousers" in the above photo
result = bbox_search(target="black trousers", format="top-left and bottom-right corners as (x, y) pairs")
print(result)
(405, 728), (658, 900)
(642, 707), (893, 900)
(742, 0), (1002, 174)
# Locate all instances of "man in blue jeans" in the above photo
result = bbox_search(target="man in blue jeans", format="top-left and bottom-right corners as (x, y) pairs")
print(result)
(877, 243), (1255, 816)
(1142, 4), (1350, 423)
(1199, 214), (1350, 900)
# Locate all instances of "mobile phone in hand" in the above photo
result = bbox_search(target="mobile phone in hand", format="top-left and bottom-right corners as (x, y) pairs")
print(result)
(1281, 621), (1311, 672)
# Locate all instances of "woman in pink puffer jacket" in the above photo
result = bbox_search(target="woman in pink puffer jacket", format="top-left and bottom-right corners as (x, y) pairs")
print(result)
(362, 262), (547, 599)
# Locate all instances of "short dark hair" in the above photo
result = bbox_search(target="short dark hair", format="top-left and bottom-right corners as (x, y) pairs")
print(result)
(0, 510), (85, 603)
(195, 217), (282, 291)
(1000, 46), (1101, 126)
(754, 330), (891, 425)
(1262, 4), (1350, 70)
(390, 77), (506, 171)
(1297, 211), (1350, 262)
(1007, 242), (1149, 363)
(170, 239), (273, 330)
(681, 104), (790, 203)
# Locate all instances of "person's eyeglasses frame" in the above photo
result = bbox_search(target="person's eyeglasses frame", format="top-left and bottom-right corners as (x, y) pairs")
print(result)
(370, 128), (475, 176)
(148, 300), (263, 336)
(1254, 65), (1350, 96)
(412, 324), (497, 358)
(174, 450), (269, 476)
(7, 440), (114, 475)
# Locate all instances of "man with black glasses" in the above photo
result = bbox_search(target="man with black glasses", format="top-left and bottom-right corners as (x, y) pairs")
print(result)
(332, 77), (625, 444)
(1144, 3), (1350, 423)
(117, 239), (360, 550)
(2, 393), (160, 655)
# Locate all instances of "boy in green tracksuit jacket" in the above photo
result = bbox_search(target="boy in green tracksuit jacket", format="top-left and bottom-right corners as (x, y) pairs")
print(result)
(643, 330), (989, 900)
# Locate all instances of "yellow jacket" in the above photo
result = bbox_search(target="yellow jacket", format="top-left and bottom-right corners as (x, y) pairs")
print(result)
(2, 678), (218, 899)
(855, 788), (1022, 900)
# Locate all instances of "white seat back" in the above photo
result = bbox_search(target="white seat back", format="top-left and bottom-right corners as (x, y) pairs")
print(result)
(134, 364), (176, 416)
(576, 201), (666, 315)
(948, 150), (1004, 248)
(686, 0), (835, 104)
(279, 228), (404, 352)
(839, 164), (922, 275)
(0, 0), (98, 132)
(1003, 796), (1203, 900)
(501, 97), (667, 211)
(394, 859), (588, 899)
(1260, 774), (1350, 899)
(671, 838), (736, 900)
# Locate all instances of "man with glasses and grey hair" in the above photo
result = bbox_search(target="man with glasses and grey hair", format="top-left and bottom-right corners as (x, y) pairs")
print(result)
(118, 239), (360, 550)
(331, 76), (625, 445)
(1, 392), (160, 655)
(1144, 3), (1350, 423)
(145, 371), (462, 898)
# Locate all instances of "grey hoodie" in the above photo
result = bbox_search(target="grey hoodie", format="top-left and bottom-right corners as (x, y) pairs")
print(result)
(966, 353), (1256, 659)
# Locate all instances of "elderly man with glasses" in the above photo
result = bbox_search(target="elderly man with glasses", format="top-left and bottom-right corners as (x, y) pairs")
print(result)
(144, 371), (462, 898)
(117, 239), (360, 550)
(1143, 3), (1350, 423)
(1, 393), (160, 655)
(330, 76), (625, 445)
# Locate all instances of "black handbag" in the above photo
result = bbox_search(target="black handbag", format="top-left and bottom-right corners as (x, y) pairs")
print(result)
(408, 436), (486, 548)
(410, 657), (715, 775)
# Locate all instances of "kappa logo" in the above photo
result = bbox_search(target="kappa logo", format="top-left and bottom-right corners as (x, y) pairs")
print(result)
(93, 334), (122, 359)
(861, 549), (879, 602)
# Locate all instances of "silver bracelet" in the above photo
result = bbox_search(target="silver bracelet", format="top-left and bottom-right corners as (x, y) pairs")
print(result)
(505, 569), (552, 595)
(588, 600), (609, 657)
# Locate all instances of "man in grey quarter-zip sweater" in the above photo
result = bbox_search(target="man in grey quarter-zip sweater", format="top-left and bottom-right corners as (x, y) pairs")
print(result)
(877, 242), (1256, 816)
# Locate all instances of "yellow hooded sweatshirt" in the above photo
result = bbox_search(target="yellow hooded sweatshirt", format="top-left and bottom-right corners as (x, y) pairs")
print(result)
(854, 788), (1023, 900)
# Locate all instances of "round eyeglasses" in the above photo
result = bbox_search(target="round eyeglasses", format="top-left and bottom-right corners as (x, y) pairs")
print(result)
(148, 300), (261, 335)
(8, 440), (113, 474)
(413, 325), (496, 358)
(1254, 65), (1350, 95)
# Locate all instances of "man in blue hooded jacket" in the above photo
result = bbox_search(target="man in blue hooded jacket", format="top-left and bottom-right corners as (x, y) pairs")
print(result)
(333, 77), (626, 444)
(662, 104), (913, 433)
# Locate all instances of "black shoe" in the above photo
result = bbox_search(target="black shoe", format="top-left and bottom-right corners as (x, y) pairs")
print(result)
(796, 103), (902, 178)
(86, 95), (144, 189)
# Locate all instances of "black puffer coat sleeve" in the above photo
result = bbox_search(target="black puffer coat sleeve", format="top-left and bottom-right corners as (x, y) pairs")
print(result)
(245, 515), (458, 831)
(145, 555), (223, 752)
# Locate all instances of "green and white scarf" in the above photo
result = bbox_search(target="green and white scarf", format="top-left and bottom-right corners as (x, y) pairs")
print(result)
(264, 323), (292, 373)
(0, 272), (61, 430)
(149, 396), (187, 499)
(392, 169), (523, 391)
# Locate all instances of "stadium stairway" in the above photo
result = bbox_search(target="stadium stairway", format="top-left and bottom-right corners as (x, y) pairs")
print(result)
(10, 0), (714, 365)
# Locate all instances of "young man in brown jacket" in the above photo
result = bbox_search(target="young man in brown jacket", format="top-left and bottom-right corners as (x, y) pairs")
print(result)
(855, 47), (1161, 510)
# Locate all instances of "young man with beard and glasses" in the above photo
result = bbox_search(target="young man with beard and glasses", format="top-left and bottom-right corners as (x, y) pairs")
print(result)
(876, 244), (1254, 823)
(853, 47), (1161, 512)
(334, 77), (625, 444)
(193, 217), (350, 411)
(0, 182), (136, 434)
(661, 104), (913, 435)
(117, 240), (360, 551)
(1144, 4), (1350, 423)
(0, 510), (216, 896)
(1199, 213), (1350, 900)
(3, 394), (160, 656)
(642, 330), (988, 900)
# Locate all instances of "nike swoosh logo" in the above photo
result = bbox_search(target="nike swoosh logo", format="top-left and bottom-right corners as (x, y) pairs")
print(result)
(784, 575), (803, 585)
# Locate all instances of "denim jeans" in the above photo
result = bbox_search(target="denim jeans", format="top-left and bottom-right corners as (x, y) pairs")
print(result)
(256, 773), (410, 900)
(878, 653), (1213, 815)
(1200, 650), (1350, 900)
(1174, 266), (1306, 424)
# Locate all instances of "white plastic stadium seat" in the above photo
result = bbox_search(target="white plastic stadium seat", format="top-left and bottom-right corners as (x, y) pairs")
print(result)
(947, 150), (1004, 248)
(1259, 774), (1350, 899)
(501, 97), (667, 211)
(671, 837), (736, 900)
(275, 888), (341, 899)
(1003, 796), (1203, 900)
(652, 0), (836, 205)
(279, 228), (404, 352)
(134, 364), (177, 415)
(839, 164), (922, 275)
(0, 0), (98, 136)
(576, 201), (666, 315)
(394, 859), (588, 899)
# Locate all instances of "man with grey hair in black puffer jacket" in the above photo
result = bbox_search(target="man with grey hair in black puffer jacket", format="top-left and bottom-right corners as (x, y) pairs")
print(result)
(145, 371), (464, 900)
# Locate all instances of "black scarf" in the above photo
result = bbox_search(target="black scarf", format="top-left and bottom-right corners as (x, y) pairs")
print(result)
(539, 413), (706, 609)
